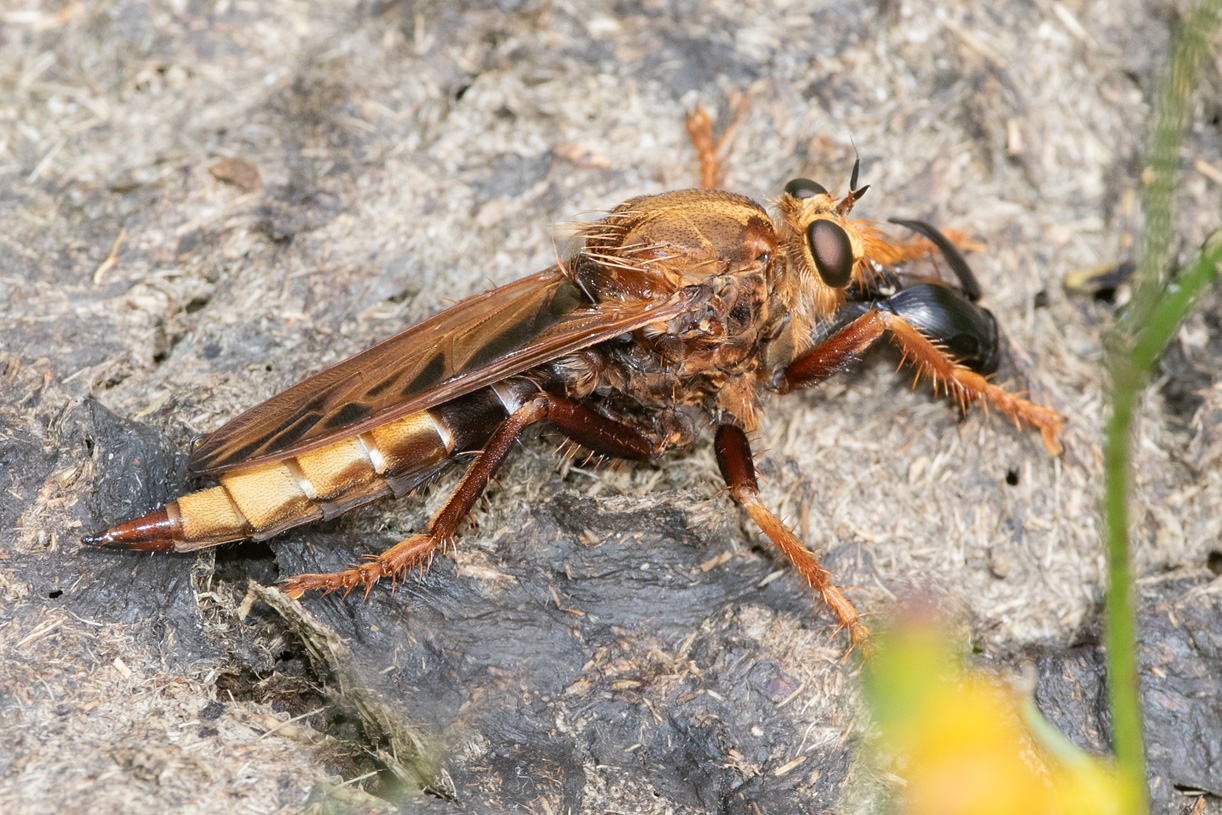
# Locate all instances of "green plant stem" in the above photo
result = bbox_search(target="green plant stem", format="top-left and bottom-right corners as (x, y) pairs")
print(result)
(1104, 235), (1222, 805)
(1121, 0), (1222, 336)
(1103, 0), (1222, 807)
(1101, 381), (1141, 803)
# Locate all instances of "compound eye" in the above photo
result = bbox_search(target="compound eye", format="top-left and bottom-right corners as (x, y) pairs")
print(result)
(806, 219), (854, 288)
(783, 178), (828, 200)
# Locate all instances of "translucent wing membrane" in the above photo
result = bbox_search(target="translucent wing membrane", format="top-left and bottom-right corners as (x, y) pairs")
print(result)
(189, 267), (695, 474)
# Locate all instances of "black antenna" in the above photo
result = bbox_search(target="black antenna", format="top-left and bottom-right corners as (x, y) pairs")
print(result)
(849, 137), (861, 192)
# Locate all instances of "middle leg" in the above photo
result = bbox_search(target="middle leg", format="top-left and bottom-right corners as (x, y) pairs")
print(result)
(715, 423), (870, 648)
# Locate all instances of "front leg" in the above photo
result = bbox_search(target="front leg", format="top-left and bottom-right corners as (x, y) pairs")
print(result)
(776, 308), (1064, 455)
(714, 424), (870, 648)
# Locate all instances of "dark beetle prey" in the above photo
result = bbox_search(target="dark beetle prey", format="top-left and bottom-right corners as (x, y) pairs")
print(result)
(86, 111), (1063, 645)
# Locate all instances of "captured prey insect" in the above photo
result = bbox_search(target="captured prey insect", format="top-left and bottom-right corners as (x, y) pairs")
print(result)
(84, 110), (1063, 646)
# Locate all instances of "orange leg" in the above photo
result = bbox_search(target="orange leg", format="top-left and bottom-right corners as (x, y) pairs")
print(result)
(777, 309), (1064, 456)
(887, 228), (985, 264)
(283, 394), (656, 598)
(282, 399), (545, 598)
(879, 218), (988, 304)
(684, 99), (749, 190)
(715, 424), (870, 648)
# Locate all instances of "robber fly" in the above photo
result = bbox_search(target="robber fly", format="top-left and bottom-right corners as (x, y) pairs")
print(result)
(84, 110), (1063, 646)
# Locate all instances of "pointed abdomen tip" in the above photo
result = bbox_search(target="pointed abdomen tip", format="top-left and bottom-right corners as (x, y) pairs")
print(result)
(81, 508), (178, 551)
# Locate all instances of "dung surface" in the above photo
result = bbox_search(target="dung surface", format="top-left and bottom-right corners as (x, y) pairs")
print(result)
(1033, 575), (1222, 813)
(2, 2), (1220, 814)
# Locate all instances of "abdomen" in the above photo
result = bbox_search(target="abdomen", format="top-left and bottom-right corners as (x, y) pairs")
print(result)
(83, 384), (530, 552)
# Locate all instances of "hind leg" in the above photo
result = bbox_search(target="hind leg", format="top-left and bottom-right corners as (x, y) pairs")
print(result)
(283, 394), (658, 597)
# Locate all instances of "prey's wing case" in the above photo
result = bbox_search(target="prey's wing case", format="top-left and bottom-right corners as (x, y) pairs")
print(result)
(189, 267), (696, 474)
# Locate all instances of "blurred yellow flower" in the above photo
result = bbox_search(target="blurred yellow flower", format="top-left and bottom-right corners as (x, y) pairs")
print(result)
(863, 615), (1136, 815)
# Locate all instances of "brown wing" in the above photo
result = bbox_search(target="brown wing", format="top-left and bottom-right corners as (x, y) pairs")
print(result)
(189, 267), (696, 474)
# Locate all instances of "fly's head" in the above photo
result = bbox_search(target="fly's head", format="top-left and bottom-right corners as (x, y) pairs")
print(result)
(774, 159), (886, 322)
